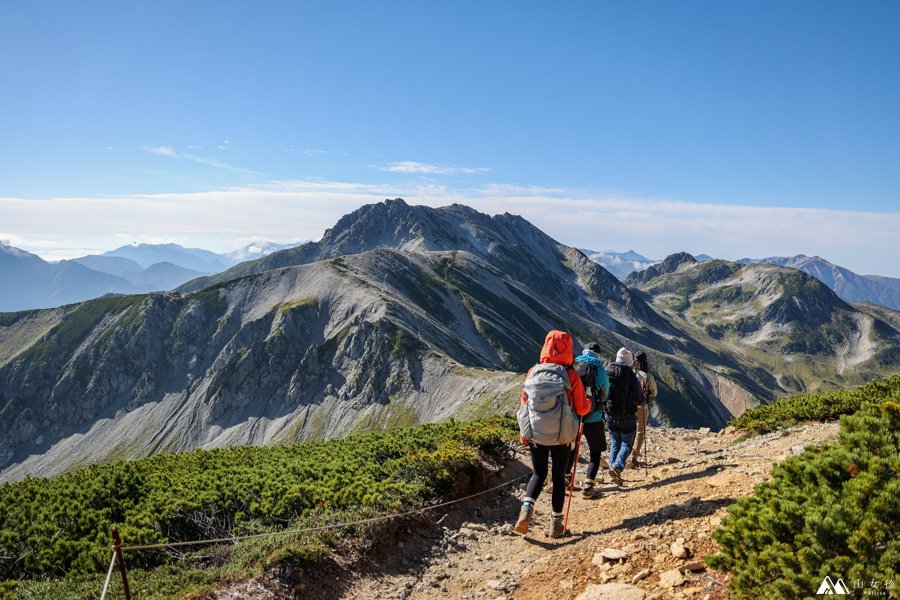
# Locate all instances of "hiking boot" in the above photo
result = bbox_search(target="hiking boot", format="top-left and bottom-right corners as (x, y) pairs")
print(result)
(609, 467), (624, 487)
(550, 513), (565, 538)
(581, 480), (601, 499)
(514, 504), (534, 534)
(629, 458), (642, 469)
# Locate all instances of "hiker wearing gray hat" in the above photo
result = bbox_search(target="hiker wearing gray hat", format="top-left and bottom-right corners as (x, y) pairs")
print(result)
(603, 347), (642, 486)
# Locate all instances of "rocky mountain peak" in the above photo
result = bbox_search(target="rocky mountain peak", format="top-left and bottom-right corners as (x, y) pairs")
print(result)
(626, 252), (697, 286)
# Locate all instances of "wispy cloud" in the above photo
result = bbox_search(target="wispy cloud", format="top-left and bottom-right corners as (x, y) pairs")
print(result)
(143, 145), (179, 158)
(141, 145), (264, 176)
(382, 161), (490, 175)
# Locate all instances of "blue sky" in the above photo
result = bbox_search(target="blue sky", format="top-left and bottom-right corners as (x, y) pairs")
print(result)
(1, 1), (899, 275)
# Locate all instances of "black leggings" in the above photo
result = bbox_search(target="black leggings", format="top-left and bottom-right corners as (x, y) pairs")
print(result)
(525, 443), (571, 513)
(565, 421), (607, 480)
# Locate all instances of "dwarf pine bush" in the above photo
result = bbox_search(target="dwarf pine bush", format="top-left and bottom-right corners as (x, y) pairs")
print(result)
(730, 374), (900, 434)
(708, 398), (900, 597)
(0, 416), (517, 582)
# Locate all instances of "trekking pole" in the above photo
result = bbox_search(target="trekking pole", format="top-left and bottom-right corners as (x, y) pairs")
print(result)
(644, 418), (650, 478)
(564, 420), (584, 534)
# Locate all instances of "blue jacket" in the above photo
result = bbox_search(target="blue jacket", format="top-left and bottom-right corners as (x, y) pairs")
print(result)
(574, 350), (609, 424)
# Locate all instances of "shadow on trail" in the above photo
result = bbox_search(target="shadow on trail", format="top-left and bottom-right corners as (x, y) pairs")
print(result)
(531, 496), (738, 547)
(622, 463), (741, 492)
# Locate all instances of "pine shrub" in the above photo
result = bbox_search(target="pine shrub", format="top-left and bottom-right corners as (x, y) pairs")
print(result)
(0, 415), (517, 582)
(730, 374), (900, 434)
(708, 398), (900, 597)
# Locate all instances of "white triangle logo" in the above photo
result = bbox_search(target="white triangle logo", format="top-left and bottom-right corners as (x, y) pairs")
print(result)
(817, 576), (849, 595)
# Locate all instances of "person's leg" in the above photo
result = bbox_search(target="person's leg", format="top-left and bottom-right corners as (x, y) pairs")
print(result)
(549, 443), (571, 514)
(549, 444), (571, 537)
(524, 443), (549, 503)
(583, 422), (603, 481)
(608, 426), (623, 468)
(564, 439), (578, 480)
(631, 404), (647, 466)
(614, 430), (636, 471)
(516, 443), (549, 533)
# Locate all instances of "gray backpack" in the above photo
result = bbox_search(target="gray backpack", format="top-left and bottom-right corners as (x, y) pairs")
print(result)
(517, 363), (580, 445)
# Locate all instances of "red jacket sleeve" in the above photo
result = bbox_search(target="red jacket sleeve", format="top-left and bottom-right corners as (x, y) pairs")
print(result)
(520, 367), (533, 408)
(568, 370), (590, 416)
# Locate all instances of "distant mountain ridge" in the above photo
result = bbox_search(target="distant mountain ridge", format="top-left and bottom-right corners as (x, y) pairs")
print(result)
(737, 254), (900, 311)
(627, 253), (899, 394)
(2, 204), (898, 483)
(581, 249), (658, 280)
(1, 241), (303, 312)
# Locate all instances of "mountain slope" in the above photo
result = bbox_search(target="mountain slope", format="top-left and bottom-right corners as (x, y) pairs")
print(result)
(738, 254), (900, 311)
(627, 253), (900, 394)
(0, 203), (767, 482)
(4, 203), (898, 482)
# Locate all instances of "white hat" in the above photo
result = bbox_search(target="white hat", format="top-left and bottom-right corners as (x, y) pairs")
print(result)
(615, 347), (634, 367)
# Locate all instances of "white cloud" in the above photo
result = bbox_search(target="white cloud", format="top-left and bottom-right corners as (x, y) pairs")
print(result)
(2, 181), (898, 277)
(143, 145), (179, 158)
(141, 145), (263, 175)
(383, 161), (490, 175)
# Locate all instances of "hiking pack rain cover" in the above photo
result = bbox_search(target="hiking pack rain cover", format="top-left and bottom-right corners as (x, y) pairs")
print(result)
(518, 363), (580, 445)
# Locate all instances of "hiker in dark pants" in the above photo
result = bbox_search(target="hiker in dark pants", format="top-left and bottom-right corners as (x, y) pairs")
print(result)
(604, 348), (642, 486)
(630, 350), (657, 469)
(514, 330), (591, 538)
(565, 342), (610, 498)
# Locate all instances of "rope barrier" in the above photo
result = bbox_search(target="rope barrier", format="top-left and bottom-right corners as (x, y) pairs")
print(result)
(98, 551), (117, 600)
(119, 472), (531, 553)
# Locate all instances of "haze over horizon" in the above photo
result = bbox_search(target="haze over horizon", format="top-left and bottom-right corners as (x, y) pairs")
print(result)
(2, 2), (899, 276)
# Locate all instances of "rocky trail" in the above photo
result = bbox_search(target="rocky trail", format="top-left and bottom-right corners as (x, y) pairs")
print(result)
(217, 421), (839, 599)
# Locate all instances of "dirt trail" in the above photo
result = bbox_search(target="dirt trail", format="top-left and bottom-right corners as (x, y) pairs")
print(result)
(212, 422), (839, 599)
(335, 422), (839, 600)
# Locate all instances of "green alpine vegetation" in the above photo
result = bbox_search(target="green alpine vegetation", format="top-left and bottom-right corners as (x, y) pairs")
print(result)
(729, 374), (900, 433)
(709, 379), (900, 597)
(0, 416), (517, 598)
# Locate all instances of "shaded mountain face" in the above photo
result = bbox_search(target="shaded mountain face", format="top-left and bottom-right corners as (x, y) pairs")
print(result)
(737, 255), (900, 311)
(581, 249), (658, 280)
(629, 254), (900, 395)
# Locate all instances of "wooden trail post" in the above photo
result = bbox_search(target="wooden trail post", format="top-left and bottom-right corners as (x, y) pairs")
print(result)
(111, 527), (132, 600)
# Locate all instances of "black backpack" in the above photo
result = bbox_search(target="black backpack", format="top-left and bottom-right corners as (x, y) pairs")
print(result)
(574, 361), (604, 413)
(604, 363), (635, 418)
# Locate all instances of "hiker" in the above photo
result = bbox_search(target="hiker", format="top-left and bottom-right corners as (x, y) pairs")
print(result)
(604, 347), (642, 486)
(565, 342), (610, 499)
(514, 330), (591, 538)
(629, 350), (658, 469)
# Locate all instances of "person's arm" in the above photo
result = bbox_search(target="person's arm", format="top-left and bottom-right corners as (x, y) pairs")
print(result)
(630, 372), (642, 410)
(647, 372), (658, 399)
(569, 371), (591, 416)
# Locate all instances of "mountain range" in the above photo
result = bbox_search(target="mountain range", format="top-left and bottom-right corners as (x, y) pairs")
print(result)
(0, 240), (303, 312)
(737, 254), (900, 311)
(580, 249), (658, 280)
(1, 200), (898, 482)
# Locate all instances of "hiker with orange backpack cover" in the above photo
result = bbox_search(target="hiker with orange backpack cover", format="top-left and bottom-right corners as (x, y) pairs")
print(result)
(514, 330), (591, 538)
